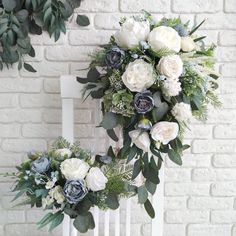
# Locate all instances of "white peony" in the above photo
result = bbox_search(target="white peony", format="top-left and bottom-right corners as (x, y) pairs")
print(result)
(162, 78), (182, 97)
(148, 26), (181, 53)
(60, 158), (90, 180)
(157, 55), (183, 78)
(49, 186), (65, 204)
(181, 36), (195, 52)
(151, 122), (179, 145)
(55, 148), (72, 158)
(122, 59), (155, 92)
(129, 130), (150, 153)
(86, 167), (108, 192)
(114, 18), (150, 49)
(133, 172), (146, 187)
(171, 102), (192, 122)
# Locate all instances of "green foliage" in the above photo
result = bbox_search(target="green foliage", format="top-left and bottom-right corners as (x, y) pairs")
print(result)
(0, 0), (89, 72)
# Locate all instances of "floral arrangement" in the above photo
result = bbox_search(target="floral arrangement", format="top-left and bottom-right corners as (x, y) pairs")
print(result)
(77, 12), (220, 192)
(10, 137), (146, 233)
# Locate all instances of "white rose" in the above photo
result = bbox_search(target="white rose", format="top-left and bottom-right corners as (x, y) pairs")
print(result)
(157, 55), (183, 78)
(133, 172), (146, 187)
(86, 167), (108, 192)
(122, 59), (155, 92)
(55, 148), (72, 158)
(49, 186), (65, 204)
(162, 78), (182, 97)
(151, 122), (179, 145)
(129, 130), (150, 153)
(60, 158), (90, 180)
(181, 36), (195, 52)
(148, 26), (181, 53)
(45, 180), (55, 190)
(115, 18), (150, 49)
(171, 102), (192, 122)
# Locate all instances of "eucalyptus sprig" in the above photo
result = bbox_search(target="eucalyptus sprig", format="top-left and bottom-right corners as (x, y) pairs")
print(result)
(0, 0), (90, 72)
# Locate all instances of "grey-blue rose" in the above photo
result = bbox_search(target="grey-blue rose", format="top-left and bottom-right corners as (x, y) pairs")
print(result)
(105, 46), (125, 69)
(31, 156), (50, 174)
(134, 91), (154, 114)
(63, 180), (88, 204)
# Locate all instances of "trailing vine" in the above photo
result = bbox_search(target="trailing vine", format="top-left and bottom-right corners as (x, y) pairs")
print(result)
(0, 0), (89, 72)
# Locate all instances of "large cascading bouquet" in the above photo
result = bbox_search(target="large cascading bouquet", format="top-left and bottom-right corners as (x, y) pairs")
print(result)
(77, 12), (220, 196)
(10, 137), (141, 233)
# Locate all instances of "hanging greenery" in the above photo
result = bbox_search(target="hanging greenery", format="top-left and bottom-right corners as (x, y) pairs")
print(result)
(0, 0), (89, 72)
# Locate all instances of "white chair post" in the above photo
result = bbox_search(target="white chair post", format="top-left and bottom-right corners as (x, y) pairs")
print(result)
(60, 75), (164, 236)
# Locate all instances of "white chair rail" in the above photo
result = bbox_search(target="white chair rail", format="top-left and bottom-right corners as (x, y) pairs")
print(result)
(60, 75), (164, 236)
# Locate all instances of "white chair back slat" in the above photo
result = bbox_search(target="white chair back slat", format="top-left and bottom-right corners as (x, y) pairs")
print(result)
(60, 75), (164, 236)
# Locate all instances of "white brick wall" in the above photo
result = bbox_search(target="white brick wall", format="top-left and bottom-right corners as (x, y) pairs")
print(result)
(0, 0), (235, 235)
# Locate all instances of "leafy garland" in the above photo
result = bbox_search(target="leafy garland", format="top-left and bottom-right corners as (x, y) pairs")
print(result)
(9, 137), (143, 233)
(0, 0), (89, 72)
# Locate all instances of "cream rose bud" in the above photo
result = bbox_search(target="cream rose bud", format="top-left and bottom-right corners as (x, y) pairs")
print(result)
(114, 18), (150, 49)
(55, 148), (72, 158)
(151, 122), (179, 145)
(181, 36), (195, 52)
(60, 158), (90, 180)
(171, 102), (192, 122)
(129, 130), (150, 153)
(86, 167), (108, 192)
(148, 26), (181, 53)
(122, 59), (155, 92)
(157, 55), (183, 78)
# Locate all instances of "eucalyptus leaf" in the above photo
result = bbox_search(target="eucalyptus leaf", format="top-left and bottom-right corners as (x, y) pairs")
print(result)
(105, 193), (119, 210)
(73, 213), (90, 233)
(107, 129), (119, 142)
(24, 63), (37, 73)
(100, 112), (118, 130)
(138, 186), (148, 204)
(144, 199), (155, 218)
(168, 149), (182, 166)
(76, 15), (90, 27)
(2, 0), (16, 11)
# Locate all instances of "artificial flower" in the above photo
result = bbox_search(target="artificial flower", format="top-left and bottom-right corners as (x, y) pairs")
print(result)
(86, 167), (108, 192)
(136, 117), (152, 131)
(134, 90), (154, 114)
(60, 158), (90, 180)
(148, 26), (181, 52)
(122, 59), (155, 92)
(151, 121), (179, 145)
(181, 36), (195, 52)
(55, 148), (72, 158)
(49, 186), (65, 204)
(45, 180), (55, 190)
(115, 18), (150, 49)
(129, 130), (150, 152)
(162, 77), (182, 97)
(31, 156), (50, 174)
(105, 46), (125, 69)
(171, 102), (192, 122)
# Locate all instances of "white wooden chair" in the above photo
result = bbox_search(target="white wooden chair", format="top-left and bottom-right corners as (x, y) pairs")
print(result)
(60, 75), (164, 236)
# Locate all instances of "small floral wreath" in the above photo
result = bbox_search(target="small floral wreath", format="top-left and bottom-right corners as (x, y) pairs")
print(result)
(8, 11), (220, 234)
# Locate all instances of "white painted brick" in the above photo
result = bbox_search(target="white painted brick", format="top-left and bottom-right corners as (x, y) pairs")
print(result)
(213, 154), (236, 167)
(31, 32), (67, 45)
(2, 139), (47, 153)
(184, 125), (213, 139)
(211, 210), (236, 223)
(20, 94), (61, 108)
(165, 183), (210, 196)
(163, 224), (186, 236)
(0, 152), (22, 167)
(165, 210), (209, 223)
(211, 182), (236, 196)
(218, 77), (236, 94)
(166, 154), (211, 168)
(0, 94), (18, 108)
(188, 224), (231, 236)
(197, 30), (219, 46)
(193, 168), (236, 181)
(206, 108), (236, 124)
(78, 0), (119, 12)
(225, 0), (236, 12)
(196, 13), (236, 29)
(0, 65), (18, 78)
(0, 124), (20, 138)
(165, 168), (191, 182)
(172, 0), (222, 13)
(216, 47), (236, 62)
(221, 63), (236, 77)
(120, 0), (169, 13)
(214, 124), (236, 138)
(188, 197), (233, 210)
(43, 79), (60, 94)
(219, 30), (236, 46)
(192, 140), (236, 153)
(69, 30), (113, 45)
(165, 197), (187, 210)
(0, 211), (25, 223)
(46, 46), (97, 62)
(94, 14), (124, 29)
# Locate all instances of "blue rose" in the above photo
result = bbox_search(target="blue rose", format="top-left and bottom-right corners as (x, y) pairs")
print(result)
(63, 180), (88, 204)
(134, 91), (154, 114)
(31, 156), (50, 174)
(105, 46), (125, 69)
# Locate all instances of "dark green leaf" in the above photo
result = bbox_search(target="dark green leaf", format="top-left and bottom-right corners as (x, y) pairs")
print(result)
(100, 112), (118, 130)
(182, 144), (190, 150)
(49, 213), (64, 232)
(152, 103), (169, 122)
(145, 180), (157, 195)
(127, 145), (137, 164)
(24, 63), (37, 73)
(73, 213), (90, 233)
(88, 212), (95, 229)
(132, 159), (141, 180)
(105, 193), (119, 210)
(35, 189), (48, 198)
(87, 67), (100, 82)
(168, 149), (182, 166)
(76, 15), (90, 27)
(107, 129), (119, 142)
(189, 20), (205, 35)
(15, 9), (29, 22)
(138, 186), (148, 204)
(194, 36), (206, 42)
(144, 199), (155, 218)
(2, 0), (16, 11)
